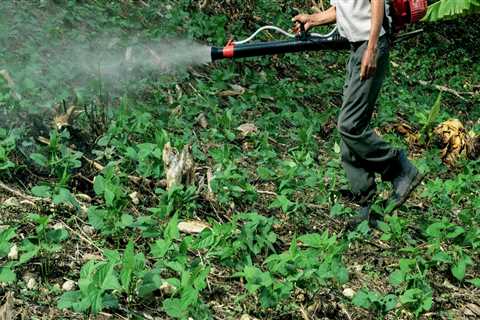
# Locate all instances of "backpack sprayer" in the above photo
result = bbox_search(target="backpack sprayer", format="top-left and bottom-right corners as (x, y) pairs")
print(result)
(210, 0), (427, 62)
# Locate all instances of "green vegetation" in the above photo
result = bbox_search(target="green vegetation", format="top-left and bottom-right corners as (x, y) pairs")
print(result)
(0, 0), (479, 319)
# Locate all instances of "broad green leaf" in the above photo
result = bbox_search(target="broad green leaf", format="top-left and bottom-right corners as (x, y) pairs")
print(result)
(58, 291), (82, 310)
(451, 255), (471, 281)
(94, 263), (121, 291)
(432, 251), (452, 264)
(423, 0), (480, 22)
(389, 270), (405, 286)
(120, 241), (135, 291)
(0, 267), (16, 284)
(31, 185), (52, 198)
(151, 238), (171, 258)
(30, 153), (48, 167)
(163, 298), (186, 318)
(104, 188), (115, 206)
(93, 176), (105, 195)
(467, 278), (480, 288)
(383, 294), (398, 312)
(352, 290), (371, 309)
(164, 213), (180, 242)
(399, 288), (422, 304)
(46, 228), (69, 243)
(137, 272), (162, 297)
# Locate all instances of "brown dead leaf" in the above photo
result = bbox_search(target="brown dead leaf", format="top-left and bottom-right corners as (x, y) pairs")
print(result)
(83, 253), (103, 262)
(218, 84), (246, 97)
(162, 143), (195, 190)
(53, 106), (80, 130)
(434, 119), (476, 165)
(196, 113), (208, 129)
(391, 122), (419, 145)
(129, 192), (140, 205)
(178, 221), (210, 234)
(0, 292), (14, 320)
(465, 304), (480, 316)
(160, 282), (176, 295)
(237, 123), (258, 137)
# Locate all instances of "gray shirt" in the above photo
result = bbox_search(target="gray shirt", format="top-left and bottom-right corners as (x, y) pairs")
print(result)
(331, 0), (390, 42)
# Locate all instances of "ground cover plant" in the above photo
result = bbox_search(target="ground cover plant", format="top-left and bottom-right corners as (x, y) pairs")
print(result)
(0, 0), (479, 319)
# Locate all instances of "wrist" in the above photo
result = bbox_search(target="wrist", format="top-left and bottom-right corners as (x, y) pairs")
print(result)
(310, 13), (323, 26)
(367, 42), (378, 52)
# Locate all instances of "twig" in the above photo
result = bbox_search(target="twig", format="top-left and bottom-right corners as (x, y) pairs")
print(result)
(62, 219), (103, 253)
(417, 79), (473, 101)
(391, 61), (475, 101)
(299, 304), (310, 320)
(257, 189), (277, 196)
(0, 181), (40, 202)
(339, 303), (353, 320)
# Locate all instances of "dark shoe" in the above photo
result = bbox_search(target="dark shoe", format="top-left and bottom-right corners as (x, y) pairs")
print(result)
(347, 206), (377, 230)
(388, 152), (424, 212)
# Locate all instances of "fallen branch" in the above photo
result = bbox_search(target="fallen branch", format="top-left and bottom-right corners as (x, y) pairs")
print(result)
(299, 304), (310, 320)
(0, 181), (40, 202)
(339, 303), (353, 320)
(391, 61), (476, 101)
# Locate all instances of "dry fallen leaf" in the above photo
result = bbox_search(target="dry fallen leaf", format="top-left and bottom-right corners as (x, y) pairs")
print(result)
(178, 221), (210, 234)
(197, 113), (208, 129)
(162, 143), (195, 190)
(342, 288), (355, 298)
(434, 119), (476, 166)
(76, 193), (92, 203)
(160, 282), (176, 295)
(83, 253), (103, 262)
(3, 198), (20, 207)
(391, 122), (419, 145)
(62, 280), (76, 292)
(53, 105), (80, 130)
(0, 292), (15, 320)
(129, 192), (140, 205)
(218, 84), (246, 97)
(237, 123), (258, 137)
(465, 303), (480, 316)
(7, 245), (18, 260)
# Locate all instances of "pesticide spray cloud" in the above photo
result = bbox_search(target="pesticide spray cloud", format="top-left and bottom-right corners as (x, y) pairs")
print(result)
(0, 1), (212, 107)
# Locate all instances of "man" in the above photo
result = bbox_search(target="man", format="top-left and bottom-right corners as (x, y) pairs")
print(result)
(293, 0), (424, 227)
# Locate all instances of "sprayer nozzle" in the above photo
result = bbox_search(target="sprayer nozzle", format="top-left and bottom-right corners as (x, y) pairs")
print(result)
(210, 47), (224, 62)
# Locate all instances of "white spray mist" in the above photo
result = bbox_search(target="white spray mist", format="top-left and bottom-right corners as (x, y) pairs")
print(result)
(0, 1), (212, 106)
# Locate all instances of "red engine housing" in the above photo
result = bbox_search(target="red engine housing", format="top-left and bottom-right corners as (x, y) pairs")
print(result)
(392, 0), (428, 31)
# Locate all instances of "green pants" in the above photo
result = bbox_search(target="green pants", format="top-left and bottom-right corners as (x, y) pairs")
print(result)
(338, 36), (399, 204)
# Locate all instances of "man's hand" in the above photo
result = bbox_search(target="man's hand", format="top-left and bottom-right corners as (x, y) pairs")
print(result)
(360, 47), (377, 80)
(292, 14), (314, 34)
(292, 7), (337, 34)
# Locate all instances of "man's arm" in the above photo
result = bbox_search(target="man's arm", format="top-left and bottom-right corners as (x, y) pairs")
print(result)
(292, 6), (336, 33)
(360, 0), (384, 80)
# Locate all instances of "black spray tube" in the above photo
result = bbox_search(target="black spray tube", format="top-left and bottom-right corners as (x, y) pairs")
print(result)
(211, 31), (350, 61)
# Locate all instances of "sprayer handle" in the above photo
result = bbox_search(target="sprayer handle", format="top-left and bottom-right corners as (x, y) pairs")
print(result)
(298, 22), (309, 40)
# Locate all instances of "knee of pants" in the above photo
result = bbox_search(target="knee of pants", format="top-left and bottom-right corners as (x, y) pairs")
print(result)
(337, 116), (355, 137)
